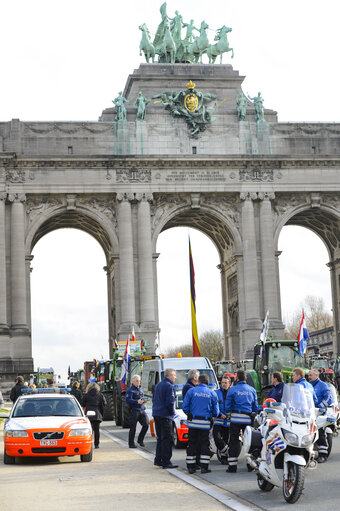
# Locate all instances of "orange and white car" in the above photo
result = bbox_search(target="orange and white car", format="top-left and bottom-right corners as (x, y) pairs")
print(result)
(1, 390), (93, 464)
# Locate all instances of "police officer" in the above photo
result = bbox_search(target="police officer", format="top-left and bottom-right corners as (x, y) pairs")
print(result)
(267, 371), (285, 402)
(308, 368), (333, 463)
(183, 374), (220, 474)
(292, 367), (318, 406)
(225, 369), (258, 473)
(126, 374), (149, 448)
(182, 369), (200, 399)
(213, 375), (231, 464)
(152, 368), (178, 469)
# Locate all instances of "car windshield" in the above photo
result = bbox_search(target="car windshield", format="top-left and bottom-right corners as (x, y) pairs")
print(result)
(13, 398), (82, 417)
(170, 369), (218, 387)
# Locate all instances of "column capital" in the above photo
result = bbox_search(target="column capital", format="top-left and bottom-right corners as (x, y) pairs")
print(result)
(8, 193), (26, 203)
(135, 192), (153, 203)
(327, 258), (340, 270)
(116, 192), (135, 202)
(240, 191), (258, 201)
(0, 192), (7, 201)
(258, 192), (275, 201)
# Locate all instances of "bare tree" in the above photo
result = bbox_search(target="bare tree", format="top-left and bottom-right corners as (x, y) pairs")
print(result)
(165, 329), (224, 360)
(284, 295), (332, 339)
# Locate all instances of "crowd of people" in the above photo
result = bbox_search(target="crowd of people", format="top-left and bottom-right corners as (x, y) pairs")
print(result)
(9, 364), (337, 471)
(125, 364), (336, 472)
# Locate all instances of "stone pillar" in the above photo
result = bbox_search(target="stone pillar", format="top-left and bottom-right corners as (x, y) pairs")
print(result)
(117, 194), (136, 332)
(0, 192), (8, 330)
(240, 192), (261, 326)
(327, 255), (340, 356)
(9, 194), (27, 329)
(104, 256), (115, 355)
(217, 261), (229, 358)
(137, 193), (156, 328)
(259, 193), (281, 325)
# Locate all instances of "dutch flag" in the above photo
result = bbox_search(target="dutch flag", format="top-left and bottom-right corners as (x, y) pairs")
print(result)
(298, 310), (309, 357)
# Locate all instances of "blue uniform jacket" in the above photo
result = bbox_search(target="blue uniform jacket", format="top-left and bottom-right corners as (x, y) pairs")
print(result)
(152, 377), (176, 419)
(267, 381), (285, 402)
(214, 387), (229, 427)
(182, 379), (195, 400)
(296, 377), (318, 406)
(183, 383), (219, 419)
(126, 384), (145, 411)
(311, 378), (333, 408)
(225, 380), (258, 414)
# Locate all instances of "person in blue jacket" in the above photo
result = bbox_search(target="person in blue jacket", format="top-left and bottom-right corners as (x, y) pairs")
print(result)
(308, 368), (334, 463)
(267, 371), (285, 402)
(213, 375), (231, 464)
(125, 375), (149, 448)
(225, 369), (258, 473)
(152, 367), (178, 469)
(292, 368), (318, 406)
(182, 369), (200, 399)
(183, 374), (220, 474)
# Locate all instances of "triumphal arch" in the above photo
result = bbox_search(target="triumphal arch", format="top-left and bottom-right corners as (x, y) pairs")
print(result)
(1, 6), (340, 381)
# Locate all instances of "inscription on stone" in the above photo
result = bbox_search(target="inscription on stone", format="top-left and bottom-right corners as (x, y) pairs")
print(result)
(165, 170), (226, 182)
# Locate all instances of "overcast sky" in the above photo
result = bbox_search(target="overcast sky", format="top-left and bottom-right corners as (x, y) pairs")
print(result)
(2, 1), (336, 381)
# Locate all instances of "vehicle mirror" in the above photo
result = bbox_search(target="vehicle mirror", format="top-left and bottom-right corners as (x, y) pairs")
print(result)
(86, 410), (96, 417)
(0, 411), (10, 418)
(254, 345), (260, 356)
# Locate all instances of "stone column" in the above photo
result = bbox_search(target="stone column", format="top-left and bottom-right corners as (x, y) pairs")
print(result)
(137, 193), (156, 328)
(259, 193), (281, 324)
(9, 193), (27, 329)
(327, 256), (340, 356)
(0, 192), (8, 330)
(117, 194), (136, 331)
(240, 192), (261, 326)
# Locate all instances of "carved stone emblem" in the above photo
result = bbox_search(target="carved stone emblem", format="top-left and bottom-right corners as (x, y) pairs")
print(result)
(239, 168), (273, 182)
(116, 168), (151, 183)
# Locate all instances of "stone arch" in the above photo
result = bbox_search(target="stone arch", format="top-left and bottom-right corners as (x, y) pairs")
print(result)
(151, 194), (242, 359)
(25, 199), (118, 259)
(273, 199), (340, 258)
(273, 195), (340, 354)
(24, 198), (119, 359)
(151, 195), (242, 256)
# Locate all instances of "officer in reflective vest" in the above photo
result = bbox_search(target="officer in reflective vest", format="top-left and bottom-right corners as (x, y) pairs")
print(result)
(183, 374), (220, 474)
(225, 369), (258, 473)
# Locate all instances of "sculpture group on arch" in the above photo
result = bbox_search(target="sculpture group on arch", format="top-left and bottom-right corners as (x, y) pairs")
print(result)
(139, 2), (234, 64)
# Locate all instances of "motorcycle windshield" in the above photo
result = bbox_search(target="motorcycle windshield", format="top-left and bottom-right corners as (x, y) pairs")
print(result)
(281, 383), (316, 420)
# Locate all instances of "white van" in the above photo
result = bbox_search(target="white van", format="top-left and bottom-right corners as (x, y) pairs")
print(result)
(141, 356), (218, 447)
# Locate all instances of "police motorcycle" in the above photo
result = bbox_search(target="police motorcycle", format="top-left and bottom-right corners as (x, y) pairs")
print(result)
(315, 383), (339, 457)
(243, 383), (317, 504)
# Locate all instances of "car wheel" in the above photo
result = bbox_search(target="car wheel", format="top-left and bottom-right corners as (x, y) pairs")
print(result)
(4, 450), (15, 465)
(81, 448), (93, 462)
(172, 424), (183, 449)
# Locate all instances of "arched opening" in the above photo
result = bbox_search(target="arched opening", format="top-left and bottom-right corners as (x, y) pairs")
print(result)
(278, 224), (335, 354)
(30, 228), (108, 383)
(156, 227), (223, 355)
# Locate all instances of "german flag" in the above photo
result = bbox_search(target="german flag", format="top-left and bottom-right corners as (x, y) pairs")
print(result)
(189, 237), (201, 357)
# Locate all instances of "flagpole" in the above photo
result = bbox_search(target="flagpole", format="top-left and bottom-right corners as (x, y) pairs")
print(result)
(189, 235), (201, 357)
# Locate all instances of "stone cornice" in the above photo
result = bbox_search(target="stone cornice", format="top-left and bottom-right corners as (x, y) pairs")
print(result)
(2, 155), (340, 170)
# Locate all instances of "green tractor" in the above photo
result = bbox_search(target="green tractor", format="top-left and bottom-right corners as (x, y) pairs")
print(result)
(93, 339), (156, 426)
(247, 339), (309, 403)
